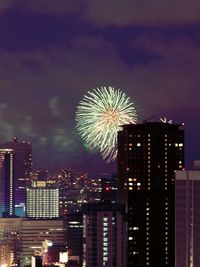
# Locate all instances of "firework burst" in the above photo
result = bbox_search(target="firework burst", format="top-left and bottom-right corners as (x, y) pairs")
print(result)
(76, 86), (137, 161)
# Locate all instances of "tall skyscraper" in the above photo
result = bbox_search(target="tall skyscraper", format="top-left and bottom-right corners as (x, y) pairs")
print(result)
(0, 138), (32, 216)
(0, 148), (15, 217)
(64, 213), (83, 267)
(175, 161), (200, 267)
(82, 203), (126, 267)
(117, 122), (184, 267)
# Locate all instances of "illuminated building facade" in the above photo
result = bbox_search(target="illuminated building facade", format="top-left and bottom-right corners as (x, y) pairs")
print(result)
(26, 182), (59, 219)
(175, 162), (200, 267)
(20, 219), (66, 266)
(83, 203), (126, 267)
(0, 148), (15, 217)
(0, 218), (67, 266)
(118, 122), (184, 266)
(43, 244), (68, 266)
(0, 217), (21, 266)
(0, 138), (32, 216)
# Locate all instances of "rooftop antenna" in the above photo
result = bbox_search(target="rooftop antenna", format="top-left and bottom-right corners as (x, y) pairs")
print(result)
(160, 117), (173, 124)
(13, 136), (17, 143)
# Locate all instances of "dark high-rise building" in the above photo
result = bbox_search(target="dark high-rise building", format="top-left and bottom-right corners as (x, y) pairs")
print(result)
(82, 202), (126, 267)
(0, 137), (32, 216)
(0, 148), (15, 217)
(175, 161), (200, 267)
(117, 122), (184, 267)
(64, 213), (83, 267)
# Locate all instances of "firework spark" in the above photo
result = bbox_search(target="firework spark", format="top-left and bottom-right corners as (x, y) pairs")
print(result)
(76, 86), (137, 161)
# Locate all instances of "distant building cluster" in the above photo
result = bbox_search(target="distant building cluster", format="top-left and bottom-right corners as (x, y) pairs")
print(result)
(0, 122), (199, 266)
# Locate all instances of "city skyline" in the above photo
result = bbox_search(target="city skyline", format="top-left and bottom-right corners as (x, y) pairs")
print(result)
(0, 1), (199, 176)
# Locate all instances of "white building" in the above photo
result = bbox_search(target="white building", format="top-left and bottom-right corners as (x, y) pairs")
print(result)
(26, 182), (59, 219)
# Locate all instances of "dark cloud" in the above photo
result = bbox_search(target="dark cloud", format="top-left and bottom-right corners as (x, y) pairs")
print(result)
(17, 0), (84, 16)
(0, 0), (83, 15)
(1, 1), (200, 26)
(26, 0), (200, 27)
(84, 0), (200, 26)
(129, 35), (200, 113)
(0, 34), (199, 133)
(0, 0), (13, 11)
(0, 3), (199, 175)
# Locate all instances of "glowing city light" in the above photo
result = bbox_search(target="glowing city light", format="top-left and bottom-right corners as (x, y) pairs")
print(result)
(76, 86), (137, 162)
(60, 252), (68, 263)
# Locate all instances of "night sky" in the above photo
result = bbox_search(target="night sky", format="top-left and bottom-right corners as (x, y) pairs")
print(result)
(0, 1), (200, 177)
